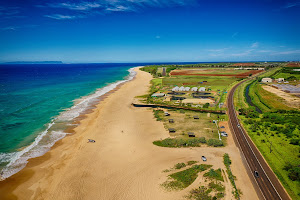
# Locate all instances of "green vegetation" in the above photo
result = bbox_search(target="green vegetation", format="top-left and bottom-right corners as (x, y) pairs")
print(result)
(234, 79), (251, 109)
(187, 161), (198, 165)
(153, 137), (223, 148)
(203, 168), (224, 181)
(186, 186), (213, 200)
(233, 65), (300, 199)
(174, 162), (187, 169)
(207, 139), (224, 147)
(186, 182), (225, 200)
(162, 164), (212, 190)
(248, 81), (292, 112)
(152, 109), (225, 141)
(223, 153), (241, 199)
(140, 65), (177, 77)
(153, 137), (206, 148)
(153, 109), (163, 121)
(239, 110), (300, 199)
(271, 67), (300, 81)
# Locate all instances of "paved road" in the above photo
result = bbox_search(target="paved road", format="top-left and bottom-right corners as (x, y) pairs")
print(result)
(227, 81), (291, 200)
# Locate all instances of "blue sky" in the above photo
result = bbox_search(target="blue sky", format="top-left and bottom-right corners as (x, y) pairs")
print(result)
(0, 0), (299, 62)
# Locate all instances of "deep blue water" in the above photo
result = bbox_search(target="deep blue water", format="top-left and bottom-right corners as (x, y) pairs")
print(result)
(0, 63), (144, 179)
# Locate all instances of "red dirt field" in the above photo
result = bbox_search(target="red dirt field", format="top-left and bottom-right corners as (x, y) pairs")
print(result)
(285, 63), (300, 67)
(170, 70), (263, 78)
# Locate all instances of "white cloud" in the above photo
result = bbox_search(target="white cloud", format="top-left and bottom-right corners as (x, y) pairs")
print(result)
(272, 50), (300, 55)
(44, 14), (78, 20)
(284, 2), (300, 8)
(39, 0), (196, 19)
(250, 42), (259, 48)
(257, 50), (272, 53)
(1, 26), (18, 31)
(48, 2), (101, 11)
(106, 5), (133, 12)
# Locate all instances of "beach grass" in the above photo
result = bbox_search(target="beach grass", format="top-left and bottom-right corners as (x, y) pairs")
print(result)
(162, 164), (212, 190)
(203, 168), (224, 182)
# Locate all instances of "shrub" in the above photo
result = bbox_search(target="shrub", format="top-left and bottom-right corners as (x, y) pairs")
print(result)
(187, 161), (198, 165)
(174, 162), (186, 169)
(207, 139), (224, 147)
(204, 168), (224, 181)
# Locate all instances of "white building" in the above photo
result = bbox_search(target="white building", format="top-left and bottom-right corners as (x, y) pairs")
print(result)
(198, 87), (206, 92)
(179, 86), (185, 91)
(277, 78), (284, 82)
(184, 87), (190, 91)
(191, 87), (198, 92)
(261, 78), (272, 83)
(151, 93), (165, 97)
(172, 86), (179, 91)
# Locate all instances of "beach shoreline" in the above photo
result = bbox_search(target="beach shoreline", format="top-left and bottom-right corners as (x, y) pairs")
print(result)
(0, 68), (259, 200)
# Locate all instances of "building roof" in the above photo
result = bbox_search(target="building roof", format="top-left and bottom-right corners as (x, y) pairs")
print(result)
(151, 93), (165, 97)
(191, 87), (198, 91)
(172, 86), (179, 91)
(198, 87), (206, 91)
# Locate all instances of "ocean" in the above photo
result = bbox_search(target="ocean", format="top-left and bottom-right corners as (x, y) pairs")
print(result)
(0, 63), (143, 180)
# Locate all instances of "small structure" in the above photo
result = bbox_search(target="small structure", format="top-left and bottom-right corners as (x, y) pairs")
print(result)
(184, 87), (190, 91)
(151, 93), (165, 97)
(221, 132), (228, 137)
(188, 132), (195, 137)
(179, 86), (185, 91)
(193, 116), (199, 119)
(172, 86), (179, 92)
(164, 112), (170, 116)
(171, 96), (186, 100)
(277, 78), (284, 82)
(191, 87), (198, 92)
(199, 87), (206, 92)
(261, 78), (272, 83)
(168, 119), (174, 123)
(168, 128), (176, 133)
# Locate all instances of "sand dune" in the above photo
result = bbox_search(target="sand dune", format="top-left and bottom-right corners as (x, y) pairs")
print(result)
(0, 68), (259, 200)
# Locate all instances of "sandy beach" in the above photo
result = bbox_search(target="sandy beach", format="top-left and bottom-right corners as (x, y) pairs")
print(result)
(0, 68), (259, 200)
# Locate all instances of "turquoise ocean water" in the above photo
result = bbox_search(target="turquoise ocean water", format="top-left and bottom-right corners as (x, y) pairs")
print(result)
(0, 63), (141, 180)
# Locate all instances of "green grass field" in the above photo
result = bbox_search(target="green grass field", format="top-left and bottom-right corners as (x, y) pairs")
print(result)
(241, 116), (300, 199)
(162, 76), (238, 92)
(233, 67), (300, 199)
(162, 164), (212, 190)
(154, 109), (224, 139)
(234, 79), (251, 110)
(173, 68), (249, 75)
(273, 72), (300, 80)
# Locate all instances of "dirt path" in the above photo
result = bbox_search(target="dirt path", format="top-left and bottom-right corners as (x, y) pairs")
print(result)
(262, 85), (300, 108)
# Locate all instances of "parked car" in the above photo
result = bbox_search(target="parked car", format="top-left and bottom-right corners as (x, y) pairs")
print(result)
(220, 126), (225, 128)
(254, 171), (259, 178)
(237, 124), (241, 128)
(201, 156), (207, 161)
(221, 132), (228, 137)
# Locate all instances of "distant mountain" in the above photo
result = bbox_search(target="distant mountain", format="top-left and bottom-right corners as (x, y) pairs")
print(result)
(2, 61), (63, 64)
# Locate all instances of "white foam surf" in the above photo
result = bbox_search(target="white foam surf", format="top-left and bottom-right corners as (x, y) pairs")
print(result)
(0, 67), (137, 181)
